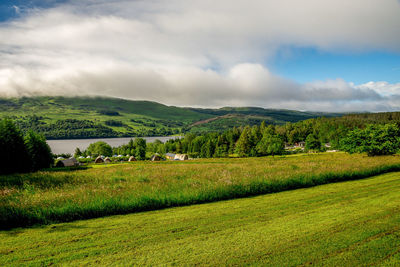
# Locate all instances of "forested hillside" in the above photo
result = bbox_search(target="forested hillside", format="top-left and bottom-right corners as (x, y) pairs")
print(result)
(0, 96), (339, 139)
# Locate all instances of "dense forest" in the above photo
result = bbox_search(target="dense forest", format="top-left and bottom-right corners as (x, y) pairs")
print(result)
(144, 112), (400, 158)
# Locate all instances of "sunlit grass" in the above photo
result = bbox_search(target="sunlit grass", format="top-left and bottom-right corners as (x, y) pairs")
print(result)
(1, 153), (400, 229)
(1, 172), (400, 266)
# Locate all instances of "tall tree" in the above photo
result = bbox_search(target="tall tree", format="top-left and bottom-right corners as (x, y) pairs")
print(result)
(133, 138), (147, 160)
(235, 126), (252, 157)
(0, 119), (31, 174)
(256, 133), (285, 156)
(305, 133), (322, 152)
(24, 130), (53, 171)
(87, 141), (113, 157)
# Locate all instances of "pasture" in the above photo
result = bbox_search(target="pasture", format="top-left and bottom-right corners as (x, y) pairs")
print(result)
(1, 171), (400, 265)
(2, 153), (400, 229)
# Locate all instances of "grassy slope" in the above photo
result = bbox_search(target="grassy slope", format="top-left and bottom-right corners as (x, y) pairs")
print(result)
(0, 96), (339, 137)
(1, 172), (400, 266)
(2, 153), (400, 229)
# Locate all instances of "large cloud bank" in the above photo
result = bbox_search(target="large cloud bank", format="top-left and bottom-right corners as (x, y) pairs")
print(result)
(0, 0), (400, 111)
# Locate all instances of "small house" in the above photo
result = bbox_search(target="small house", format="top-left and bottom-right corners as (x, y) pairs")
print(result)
(95, 156), (104, 163)
(128, 156), (136, 162)
(298, 141), (306, 148)
(104, 157), (112, 163)
(56, 158), (79, 167)
(165, 153), (176, 160)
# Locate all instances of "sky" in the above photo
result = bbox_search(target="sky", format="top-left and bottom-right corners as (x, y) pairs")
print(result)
(0, 0), (399, 112)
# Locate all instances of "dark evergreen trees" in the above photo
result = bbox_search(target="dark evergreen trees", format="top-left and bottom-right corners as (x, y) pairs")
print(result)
(0, 119), (31, 174)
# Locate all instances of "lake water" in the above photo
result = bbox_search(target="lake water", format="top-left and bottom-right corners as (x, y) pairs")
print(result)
(47, 136), (181, 155)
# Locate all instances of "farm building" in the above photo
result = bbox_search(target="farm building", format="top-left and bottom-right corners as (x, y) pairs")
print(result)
(104, 157), (112, 163)
(56, 158), (79, 167)
(165, 153), (176, 160)
(174, 154), (188, 161)
(128, 156), (136, 161)
(95, 156), (104, 163)
(151, 154), (161, 161)
(292, 142), (305, 149)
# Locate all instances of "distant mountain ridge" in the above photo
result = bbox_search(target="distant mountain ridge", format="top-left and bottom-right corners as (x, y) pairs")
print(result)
(0, 96), (342, 139)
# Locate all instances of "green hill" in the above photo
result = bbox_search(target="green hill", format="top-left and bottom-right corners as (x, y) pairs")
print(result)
(0, 96), (341, 139)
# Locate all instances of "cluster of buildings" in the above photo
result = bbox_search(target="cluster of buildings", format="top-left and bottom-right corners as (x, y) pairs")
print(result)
(55, 153), (190, 167)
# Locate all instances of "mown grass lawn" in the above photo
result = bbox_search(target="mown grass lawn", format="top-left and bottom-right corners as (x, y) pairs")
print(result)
(2, 153), (400, 229)
(1, 171), (400, 266)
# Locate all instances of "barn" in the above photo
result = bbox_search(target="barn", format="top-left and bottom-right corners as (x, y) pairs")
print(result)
(56, 158), (79, 167)
(95, 156), (104, 163)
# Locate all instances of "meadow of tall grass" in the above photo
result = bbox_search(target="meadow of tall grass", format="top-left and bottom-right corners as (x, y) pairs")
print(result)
(2, 171), (400, 265)
(1, 152), (400, 229)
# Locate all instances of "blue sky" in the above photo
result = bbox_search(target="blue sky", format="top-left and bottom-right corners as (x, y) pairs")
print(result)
(0, 0), (399, 111)
(270, 47), (400, 84)
(0, 0), (66, 21)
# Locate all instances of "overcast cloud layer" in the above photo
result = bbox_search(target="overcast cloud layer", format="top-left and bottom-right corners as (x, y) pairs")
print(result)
(0, 0), (400, 111)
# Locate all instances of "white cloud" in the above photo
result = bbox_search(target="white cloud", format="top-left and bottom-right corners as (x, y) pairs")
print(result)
(356, 81), (400, 97)
(0, 0), (399, 111)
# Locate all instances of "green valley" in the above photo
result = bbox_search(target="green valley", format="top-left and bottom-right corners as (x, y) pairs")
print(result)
(0, 96), (340, 139)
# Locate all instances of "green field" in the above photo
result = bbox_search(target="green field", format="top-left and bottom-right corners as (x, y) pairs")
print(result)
(1, 171), (399, 266)
(2, 153), (400, 229)
(0, 96), (339, 138)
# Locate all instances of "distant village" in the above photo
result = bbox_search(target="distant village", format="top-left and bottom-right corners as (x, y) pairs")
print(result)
(56, 153), (190, 167)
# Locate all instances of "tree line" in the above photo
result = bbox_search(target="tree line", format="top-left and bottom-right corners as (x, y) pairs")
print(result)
(145, 120), (400, 158)
(74, 138), (147, 160)
(75, 117), (400, 160)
